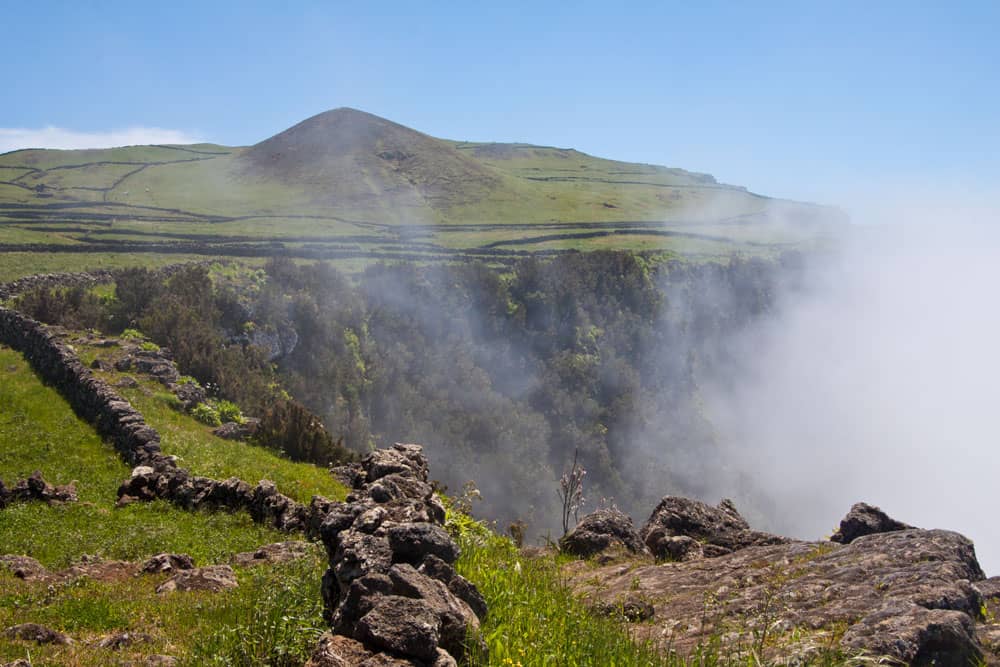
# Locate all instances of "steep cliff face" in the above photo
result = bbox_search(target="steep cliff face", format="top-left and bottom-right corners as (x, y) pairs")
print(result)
(562, 498), (1000, 665)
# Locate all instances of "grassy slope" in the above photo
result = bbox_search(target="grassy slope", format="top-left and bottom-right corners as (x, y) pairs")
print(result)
(0, 343), (342, 665)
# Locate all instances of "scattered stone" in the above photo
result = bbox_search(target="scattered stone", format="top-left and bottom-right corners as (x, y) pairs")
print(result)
(233, 541), (317, 567)
(830, 502), (915, 544)
(593, 595), (656, 623)
(307, 632), (378, 666)
(8, 471), (77, 505)
(144, 656), (179, 667)
(116, 375), (139, 388)
(559, 508), (646, 558)
(96, 630), (154, 649)
(156, 565), (238, 593)
(212, 419), (258, 441)
(0, 555), (48, 581)
(4, 623), (72, 645)
(141, 553), (195, 575)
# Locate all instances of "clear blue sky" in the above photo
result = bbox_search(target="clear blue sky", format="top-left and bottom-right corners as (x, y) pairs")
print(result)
(2, 1), (997, 212)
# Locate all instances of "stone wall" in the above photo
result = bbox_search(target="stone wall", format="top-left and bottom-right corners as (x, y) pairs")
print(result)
(0, 306), (166, 469)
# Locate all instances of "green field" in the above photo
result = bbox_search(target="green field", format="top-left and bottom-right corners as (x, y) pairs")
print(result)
(0, 109), (844, 280)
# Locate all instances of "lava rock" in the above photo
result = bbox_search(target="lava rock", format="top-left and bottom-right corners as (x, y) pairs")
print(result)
(560, 508), (646, 558)
(830, 502), (915, 544)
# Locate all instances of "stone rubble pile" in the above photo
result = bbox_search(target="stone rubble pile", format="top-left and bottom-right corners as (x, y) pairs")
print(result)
(0, 471), (77, 508)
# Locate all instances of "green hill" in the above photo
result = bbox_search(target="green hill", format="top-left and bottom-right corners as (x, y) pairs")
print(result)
(0, 108), (844, 277)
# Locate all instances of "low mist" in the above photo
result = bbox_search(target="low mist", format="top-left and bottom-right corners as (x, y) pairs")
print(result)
(702, 209), (1000, 573)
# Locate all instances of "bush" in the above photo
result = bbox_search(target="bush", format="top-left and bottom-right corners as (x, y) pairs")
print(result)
(191, 402), (222, 427)
(254, 400), (355, 466)
(216, 400), (245, 425)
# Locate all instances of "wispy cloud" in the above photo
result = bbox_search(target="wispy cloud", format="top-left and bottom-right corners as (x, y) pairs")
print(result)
(0, 126), (205, 153)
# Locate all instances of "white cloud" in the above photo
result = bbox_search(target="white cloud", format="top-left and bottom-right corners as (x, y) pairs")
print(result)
(0, 126), (205, 153)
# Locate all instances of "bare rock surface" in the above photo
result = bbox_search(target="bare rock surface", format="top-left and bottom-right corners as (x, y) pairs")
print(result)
(156, 564), (238, 593)
(566, 524), (989, 664)
(560, 508), (646, 558)
(830, 501), (915, 544)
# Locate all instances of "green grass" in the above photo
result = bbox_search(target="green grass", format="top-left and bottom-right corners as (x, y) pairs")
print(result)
(0, 346), (296, 568)
(0, 550), (326, 667)
(72, 341), (348, 505)
(0, 342), (337, 665)
(456, 528), (677, 666)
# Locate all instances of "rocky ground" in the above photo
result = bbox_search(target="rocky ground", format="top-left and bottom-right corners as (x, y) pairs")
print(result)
(560, 499), (1000, 665)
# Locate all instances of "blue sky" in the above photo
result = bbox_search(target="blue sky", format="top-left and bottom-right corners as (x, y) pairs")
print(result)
(2, 1), (997, 212)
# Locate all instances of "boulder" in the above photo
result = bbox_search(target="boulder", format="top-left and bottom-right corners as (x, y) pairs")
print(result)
(355, 596), (442, 662)
(141, 553), (195, 575)
(212, 419), (258, 441)
(641, 496), (789, 556)
(830, 502), (915, 544)
(0, 554), (48, 580)
(156, 565), (238, 593)
(559, 508), (646, 558)
(387, 523), (459, 565)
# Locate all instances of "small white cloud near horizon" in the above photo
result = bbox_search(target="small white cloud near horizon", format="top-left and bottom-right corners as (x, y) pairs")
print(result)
(0, 126), (205, 153)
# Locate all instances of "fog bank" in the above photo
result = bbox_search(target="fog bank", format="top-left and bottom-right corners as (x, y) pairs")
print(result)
(704, 215), (1000, 573)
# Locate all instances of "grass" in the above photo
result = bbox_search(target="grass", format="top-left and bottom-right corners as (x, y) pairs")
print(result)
(0, 550), (326, 667)
(0, 342), (337, 665)
(69, 339), (348, 505)
(0, 346), (303, 568)
(456, 529), (676, 666)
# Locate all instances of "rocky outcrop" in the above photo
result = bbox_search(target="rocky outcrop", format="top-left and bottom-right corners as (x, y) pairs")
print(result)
(568, 505), (993, 665)
(559, 508), (646, 558)
(830, 501), (914, 544)
(315, 444), (486, 665)
(641, 496), (790, 559)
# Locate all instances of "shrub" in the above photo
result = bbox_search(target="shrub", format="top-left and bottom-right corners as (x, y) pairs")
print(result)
(191, 402), (222, 427)
(139, 340), (161, 352)
(121, 328), (145, 340)
(216, 400), (245, 425)
(254, 400), (356, 466)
